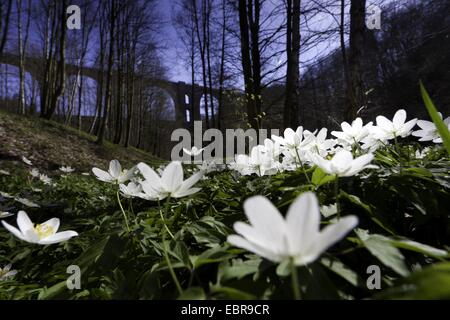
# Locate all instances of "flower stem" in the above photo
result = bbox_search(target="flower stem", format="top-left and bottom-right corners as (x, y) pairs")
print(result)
(116, 191), (131, 232)
(159, 196), (183, 296)
(394, 135), (401, 155)
(295, 148), (310, 183)
(158, 198), (175, 239)
(334, 176), (340, 219)
(162, 230), (183, 295)
(290, 259), (301, 300)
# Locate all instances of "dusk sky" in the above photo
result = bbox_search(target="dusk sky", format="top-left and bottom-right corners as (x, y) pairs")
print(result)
(158, 0), (391, 84)
(1, 0), (403, 85)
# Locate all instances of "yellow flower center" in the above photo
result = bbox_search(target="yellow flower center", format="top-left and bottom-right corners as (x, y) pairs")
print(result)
(34, 224), (54, 239)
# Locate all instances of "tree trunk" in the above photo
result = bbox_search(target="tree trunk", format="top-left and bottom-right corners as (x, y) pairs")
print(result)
(238, 0), (258, 130)
(97, 0), (116, 144)
(193, 0), (210, 128)
(346, 0), (366, 121)
(249, 0), (262, 127)
(206, 0), (215, 127)
(217, 0), (227, 131)
(284, 0), (301, 129)
(17, 0), (25, 114)
(43, 0), (67, 119)
(0, 0), (12, 58)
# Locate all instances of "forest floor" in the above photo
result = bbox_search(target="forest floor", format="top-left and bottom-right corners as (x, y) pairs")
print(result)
(0, 109), (164, 172)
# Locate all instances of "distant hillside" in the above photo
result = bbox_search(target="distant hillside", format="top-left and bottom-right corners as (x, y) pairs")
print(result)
(0, 109), (164, 172)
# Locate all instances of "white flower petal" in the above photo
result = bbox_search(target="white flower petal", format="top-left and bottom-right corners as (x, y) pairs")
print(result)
(161, 161), (183, 192)
(376, 115), (392, 131)
(41, 218), (60, 233)
(227, 235), (282, 263)
(92, 168), (114, 182)
(310, 216), (358, 256)
(243, 196), (286, 246)
(286, 192), (320, 252)
(1, 221), (27, 241)
(109, 160), (122, 178)
(179, 171), (203, 192)
(393, 109), (407, 127)
(17, 211), (34, 235)
(172, 187), (201, 198)
(38, 231), (79, 245)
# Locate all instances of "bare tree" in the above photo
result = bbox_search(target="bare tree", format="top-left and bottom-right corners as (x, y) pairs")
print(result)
(346, 0), (366, 120)
(0, 0), (12, 58)
(97, 0), (118, 144)
(283, 0), (301, 129)
(238, 0), (260, 130)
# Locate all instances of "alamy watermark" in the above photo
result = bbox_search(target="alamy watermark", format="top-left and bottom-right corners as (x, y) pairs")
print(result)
(66, 264), (81, 290)
(366, 5), (381, 30)
(366, 265), (381, 290)
(67, 5), (81, 30)
(171, 121), (279, 164)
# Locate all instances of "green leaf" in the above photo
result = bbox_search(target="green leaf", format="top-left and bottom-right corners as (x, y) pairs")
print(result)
(321, 256), (362, 287)
(312, 167), (335, 187)
(190, 245), (235, 269)
(375, 262), (450, 299)
(275, 259), (290, 277)
(387, 238), (448, 259)
(37, 281), (68, 300)
(321, 204), (337, 218)
(356, 229), (410, 277)
(210, 285), (256, 299)
(420, 82), (450, 155)
(172, 241), (193, 270)
(178, 287), (206, 300)
(340, 191), (395, 235)
(218, 258), (262, 282)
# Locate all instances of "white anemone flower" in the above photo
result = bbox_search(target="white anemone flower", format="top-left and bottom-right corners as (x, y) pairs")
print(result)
(0, 191), (14, 199)
(310, 149), (377, 177)
(14, 197), (40, 208)
(331, 118), (373, 146)
(227, 192), (358, 265)
(119, 182), (142, 198)
(21, 156), (32, 165)
(92, 160), (135, 184)
(39, 174), (52, 185)
(197, 159), (226, 173)
(0, 264), (17, 281)
(30, 168), (40, 178)
(373, 109), (417, 140)
(304, 128), (336, 157)
(59, 166), (75, 173)
(272, 126), (313, 150)
(415, 147), (431, 159)
(412, 115), (450, 143)
(183, 146), (205, 156)
(231, 144), (279, 176)
(138, 161), (202, 200)
(0, 211), (14, 218)
(1, 211), (78, 245)
(230, 154), (253, 175)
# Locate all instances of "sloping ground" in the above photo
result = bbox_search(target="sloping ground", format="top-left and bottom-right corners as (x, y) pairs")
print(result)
(0, 109), (164, 172)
